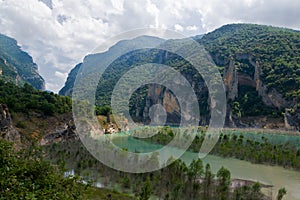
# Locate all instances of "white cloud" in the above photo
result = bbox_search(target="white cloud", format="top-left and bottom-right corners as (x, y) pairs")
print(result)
(174, 24), (184, 32)
(55, 71), (68, 79)
(0, 0), (300, 92)
(186, 25), (198, 31)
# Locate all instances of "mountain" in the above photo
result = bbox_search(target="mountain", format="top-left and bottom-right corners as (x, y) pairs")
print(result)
(59, 35), (165, 96)
(0, 34), (45, 90)
(60, 24), (300, 130)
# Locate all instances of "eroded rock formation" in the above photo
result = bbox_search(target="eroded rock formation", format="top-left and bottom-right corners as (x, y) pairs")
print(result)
(0, 104), (20, 143)
(141, 53), (295, 128)
(285, 107), (300, 131)
(40, 120), (78, 145)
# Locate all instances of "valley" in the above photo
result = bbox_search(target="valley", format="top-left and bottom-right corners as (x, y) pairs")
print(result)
(1, 23), (300, 199)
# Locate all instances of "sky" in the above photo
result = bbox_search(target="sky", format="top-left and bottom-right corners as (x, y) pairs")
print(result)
(0, 0), (300, 92)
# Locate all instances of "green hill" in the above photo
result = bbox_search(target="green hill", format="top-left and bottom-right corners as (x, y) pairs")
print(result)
(200, 23), (300, 100)
(0, 34), (45, 90)
(60, 23), (300, 128)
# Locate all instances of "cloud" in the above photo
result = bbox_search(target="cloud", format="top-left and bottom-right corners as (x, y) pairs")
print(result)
(0, 0), (299, 92)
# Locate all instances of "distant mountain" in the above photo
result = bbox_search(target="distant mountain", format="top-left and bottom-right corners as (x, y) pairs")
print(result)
(0, 34), (45, 90)
(60, 24), (300, 130)
(58, 63), (81, 96)
(59, 35), (165, 96)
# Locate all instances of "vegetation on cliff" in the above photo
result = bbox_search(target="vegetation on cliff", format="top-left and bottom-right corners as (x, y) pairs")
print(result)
(0, 80), (71, 116)
(200, 23), (300, 100)
(60, 23), (300, 124)
(0, 33), (45, 90)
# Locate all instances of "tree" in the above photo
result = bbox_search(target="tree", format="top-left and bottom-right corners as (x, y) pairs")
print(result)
(251, 182), (263, 199)
(0, 139), (88, 199)
(139, 176), (152, 200)
(277, 188), (287, 200)
(188, 159), (204, 182)
(203, 163), (213, 200)
(187, 159), (204, 199)
(217, 166), (231, 200)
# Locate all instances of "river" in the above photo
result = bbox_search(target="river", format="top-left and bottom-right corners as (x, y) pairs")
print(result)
(111, 134), (300, 200)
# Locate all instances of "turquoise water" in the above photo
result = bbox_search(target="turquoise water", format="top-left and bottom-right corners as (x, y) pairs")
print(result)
(223, 130), (300, 147)
(110, 132), (300, 200)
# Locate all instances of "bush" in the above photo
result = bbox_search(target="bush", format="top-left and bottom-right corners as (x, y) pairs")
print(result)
(15, 121), (26, 129)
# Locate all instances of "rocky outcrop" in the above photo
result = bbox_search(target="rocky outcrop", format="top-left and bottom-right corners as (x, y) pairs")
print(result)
(224, 56), (238, 101)
(285, 107), (300, 131)
(223, 54), (290, 127)
(40, 120), (78, 145)
(254, 62), (288, 109)
(142, 85), (181, 125)
(0, 104), (20, 143)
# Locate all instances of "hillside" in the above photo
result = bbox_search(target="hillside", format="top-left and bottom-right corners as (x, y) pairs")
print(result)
(200, 23), (300, 101)
(0, 80), (72, 145)
(60, 23), (300, 129)
(0, 34), (45, 90)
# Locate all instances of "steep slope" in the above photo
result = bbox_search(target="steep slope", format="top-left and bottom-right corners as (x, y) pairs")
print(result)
(0, 34), (45, 90)
(59, 35), (165, 96)
(59, 63), (82, 96)
(200, 23), (300, 101)
(60, 24), (300, 129)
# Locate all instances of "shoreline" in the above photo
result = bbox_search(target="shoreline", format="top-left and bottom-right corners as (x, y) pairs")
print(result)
(221, 127), (300, 136)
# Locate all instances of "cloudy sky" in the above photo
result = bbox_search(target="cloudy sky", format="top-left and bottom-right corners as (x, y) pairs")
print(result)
(0, 0), (300, 92)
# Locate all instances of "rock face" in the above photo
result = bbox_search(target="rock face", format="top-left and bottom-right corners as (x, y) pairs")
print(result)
(0, 104), (20, 143)
(224, 56), (238, 101)
(0, 34), (45, 90)
(285, 107), (300, 131)
(60, 24), (300, 129)
(222, 54), (291, 127)
(59, 63), (82, 96)
(254, 62), (288, 109)
(142, 85), (181, 125)
(40, 120), (78, 145)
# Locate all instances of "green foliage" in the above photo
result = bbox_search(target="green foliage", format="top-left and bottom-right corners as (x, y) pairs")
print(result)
(45, 139), (269, 200)
(15, 121), (27, 129)
(140, 127), (300, 170)
(277, 187), (287, 200)
(201, 23), (300, 100)
(95, 105), (111, 116)
(212, 132), (300, 169)
(235, 85), (279, 117)
(0, 80), (72, 116)
(217, 166), (231, 200)
(0, 139), (88, 199)
(85, 187), (135, 200)
(139, 176), (152, 200)
(0, 33), (44, 89)
(188, 159), (204, 181)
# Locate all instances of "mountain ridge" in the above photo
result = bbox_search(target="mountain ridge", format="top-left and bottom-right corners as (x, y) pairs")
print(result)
(0, 33), (45, 90)
(59, 23), (300, 130)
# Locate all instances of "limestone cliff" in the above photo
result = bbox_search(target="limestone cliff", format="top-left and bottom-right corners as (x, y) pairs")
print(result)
(254, 61), (288, 109)
(143, 85), (181, 125)
(142, 53), (294, 128)
(224, 56), (238, 101)
(0, 104), (20, 144)
(59, 24), (300, 129)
